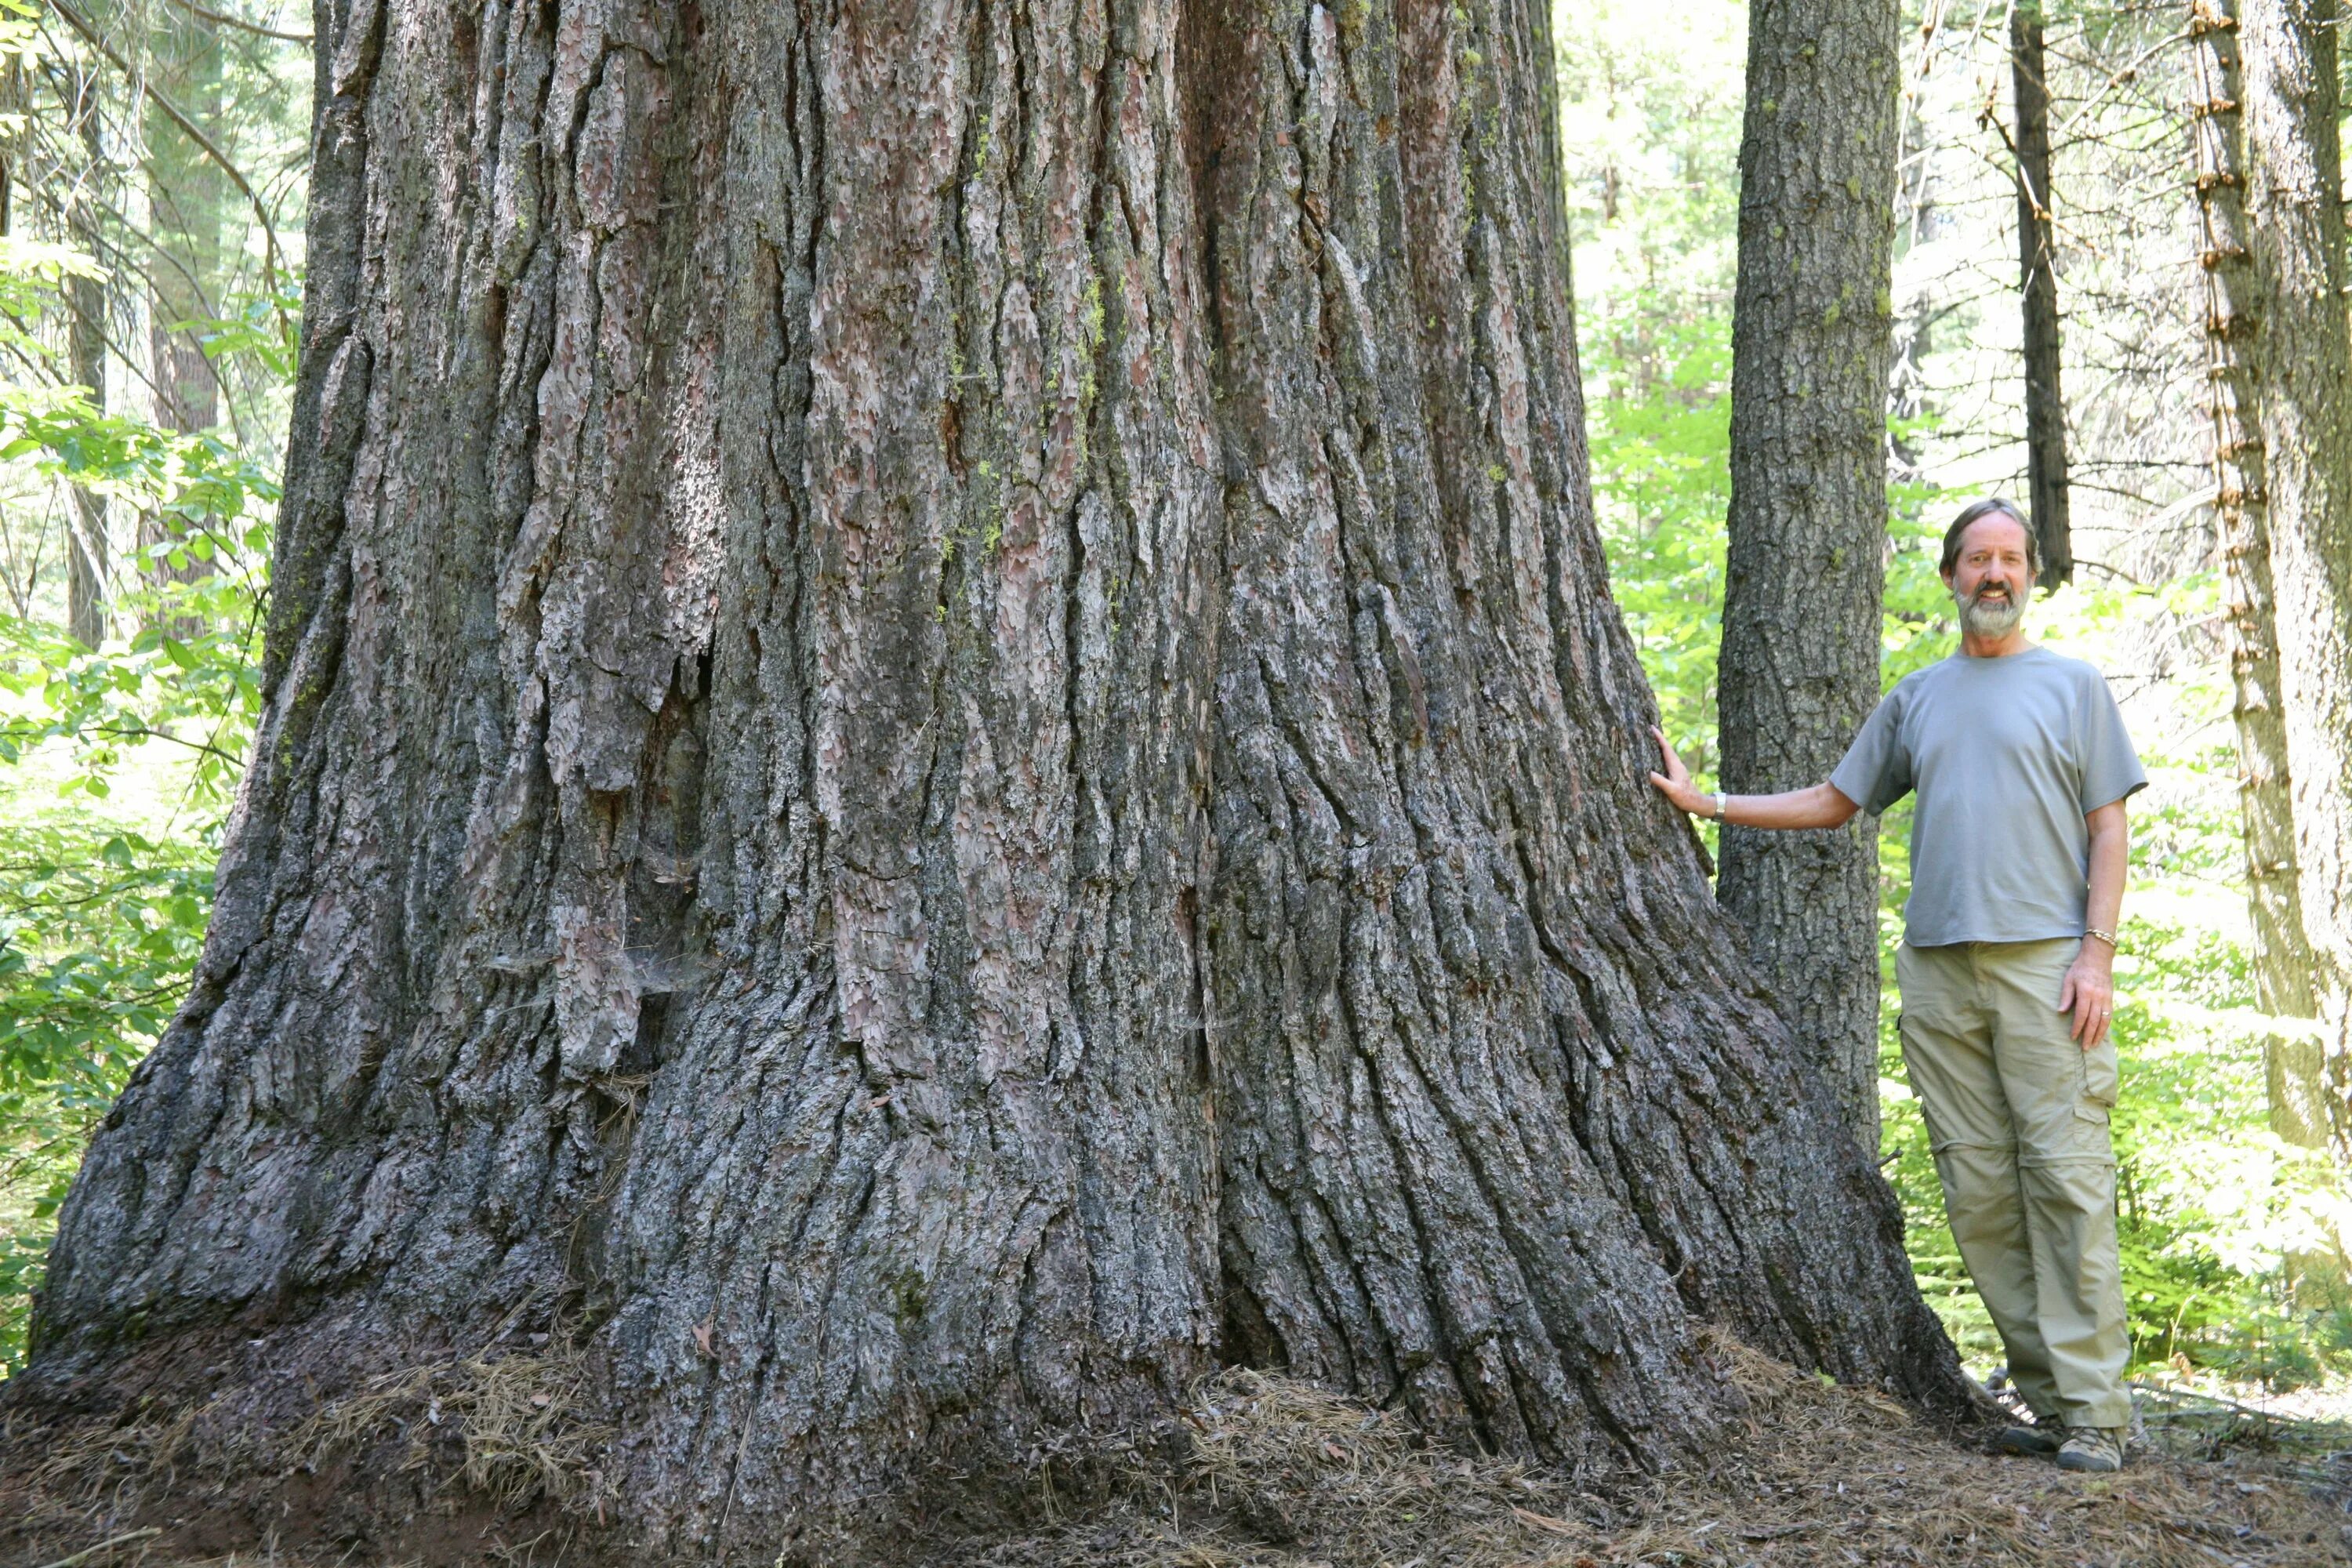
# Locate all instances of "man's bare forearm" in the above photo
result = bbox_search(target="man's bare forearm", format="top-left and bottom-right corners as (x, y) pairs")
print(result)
(2083, 802), (2128, 942)
(1647, 729), (1864, 829)
(2064, 800), (2130, 1047)
(1716, 782), (1864, 830)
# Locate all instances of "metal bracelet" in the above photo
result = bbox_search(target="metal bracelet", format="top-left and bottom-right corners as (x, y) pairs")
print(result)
(2083, 927), (2118, 949)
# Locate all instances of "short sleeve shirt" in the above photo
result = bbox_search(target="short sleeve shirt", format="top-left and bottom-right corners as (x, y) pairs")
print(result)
(1828, 646), (2147, 946)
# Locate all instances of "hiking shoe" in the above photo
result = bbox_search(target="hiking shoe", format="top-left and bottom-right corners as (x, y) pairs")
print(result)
(2055, 1426), (2125, 1473)
(1993, 1420), (2063, 1455)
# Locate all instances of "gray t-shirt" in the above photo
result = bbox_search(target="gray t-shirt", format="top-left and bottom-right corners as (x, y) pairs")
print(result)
(1828, 645), (2147, 946)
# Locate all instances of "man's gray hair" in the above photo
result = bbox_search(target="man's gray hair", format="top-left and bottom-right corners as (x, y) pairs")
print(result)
(1940, 498), (2042, 579)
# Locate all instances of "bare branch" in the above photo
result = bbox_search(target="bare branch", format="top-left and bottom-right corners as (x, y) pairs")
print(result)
(161, 0), (311, 46)
(45, 0), (289, 291)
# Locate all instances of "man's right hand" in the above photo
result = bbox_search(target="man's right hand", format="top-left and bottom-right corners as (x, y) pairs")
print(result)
(1646, 729), (1864, 831)
(1647, 726), (1710, 817)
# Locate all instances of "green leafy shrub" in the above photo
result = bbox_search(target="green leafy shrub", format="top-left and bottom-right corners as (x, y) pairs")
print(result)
(0, 823), (214, 1374)
(0, 240), (279, 1377)
(1587, 318), (1732, 781)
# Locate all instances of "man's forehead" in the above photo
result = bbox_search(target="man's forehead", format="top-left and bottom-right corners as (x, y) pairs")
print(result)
(1956, 514), (2031, 554)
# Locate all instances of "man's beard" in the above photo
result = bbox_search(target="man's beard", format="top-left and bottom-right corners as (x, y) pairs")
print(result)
(1957, 580), (2028, 637)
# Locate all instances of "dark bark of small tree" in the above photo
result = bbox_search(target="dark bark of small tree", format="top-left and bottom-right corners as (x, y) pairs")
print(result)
(2011, 0), (2072, 590)
(1717, 0), (1900, 1150)
(67, 68), (107, 650)
(141, 2), (227, 632)
(2234, 0), (2352, 1155)
(144, 2), (226, 439)
(67, 267), (109, 648)
(18, 0), (1973, 1553)
(2190, 0), (2326, 1149)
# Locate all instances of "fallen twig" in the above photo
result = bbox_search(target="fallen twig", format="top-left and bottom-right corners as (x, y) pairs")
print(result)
(31, 1528), (163, 1568)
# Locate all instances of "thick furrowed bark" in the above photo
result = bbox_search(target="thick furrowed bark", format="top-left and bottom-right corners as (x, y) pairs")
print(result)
(45, 0), (1224, 1541)
(23, 0), (1975, 1552)
(1192, 0), (1958, 1469)
(598, 0), (1229, 1537)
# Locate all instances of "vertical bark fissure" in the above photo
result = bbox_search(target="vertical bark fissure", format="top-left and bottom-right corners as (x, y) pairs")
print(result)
(1193, 0), (1962, 1474)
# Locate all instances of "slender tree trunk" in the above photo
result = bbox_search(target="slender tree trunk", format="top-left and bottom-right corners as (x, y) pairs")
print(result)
(143, 2), (224, 437)
(141, 2), (225, 628)
(2012, 0), (2071, 589)
(67, 67), (107, 649)
(1890, 78), (1940, 487)
(67, 265), (109, 648)
(1718, 0), (1900, 1150)
(2190, 0), (2326, 1149)
(2235, 0), (2352, 1156)
(17, 0), (1973, 1553)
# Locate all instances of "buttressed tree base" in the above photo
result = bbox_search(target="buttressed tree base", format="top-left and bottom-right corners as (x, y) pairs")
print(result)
(13, 0), (1975, 1554)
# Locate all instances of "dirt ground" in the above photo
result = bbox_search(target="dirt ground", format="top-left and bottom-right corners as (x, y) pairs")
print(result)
(5, 1338), (2349, 1566)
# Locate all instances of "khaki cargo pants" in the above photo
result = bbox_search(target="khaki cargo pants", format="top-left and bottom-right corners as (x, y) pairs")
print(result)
(1896, 937), (2131, 1428)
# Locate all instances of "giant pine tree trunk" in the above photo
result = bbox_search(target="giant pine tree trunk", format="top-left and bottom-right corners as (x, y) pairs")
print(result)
(1718, 0), (1900, 1149)
(2236, 0), (2352, 1155)
(20, 0), (1973, 1554)
(2189, 0), (2326, 1149)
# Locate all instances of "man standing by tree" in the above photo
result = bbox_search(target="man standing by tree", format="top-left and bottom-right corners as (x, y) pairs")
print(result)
(1651, 499), (2145, 1473)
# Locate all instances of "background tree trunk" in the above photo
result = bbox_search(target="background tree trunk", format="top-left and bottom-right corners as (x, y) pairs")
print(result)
(66, 263), (108, 648)
(2190, 0), (2326, 1149)
(1717, 0), (1900, 1150)
(2011, 0), (2072, 590)
(2236, 0), (2352, 1156)
(20, 0), (1973, 1552)
(140, 1), (226, 630)
(67, 63), (108, 649)
(143, 1), (225, 440)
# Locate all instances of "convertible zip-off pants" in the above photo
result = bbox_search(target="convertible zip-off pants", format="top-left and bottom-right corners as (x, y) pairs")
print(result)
(1896, 937), (2132, 1429)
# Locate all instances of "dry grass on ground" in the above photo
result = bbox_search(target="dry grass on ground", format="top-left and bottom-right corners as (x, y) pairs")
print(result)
(957, 1341), (2352, 1568)
(5, 1339), (2350, 1566)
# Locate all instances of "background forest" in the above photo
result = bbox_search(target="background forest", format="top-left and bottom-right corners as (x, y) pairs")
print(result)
(0, 0), (2345, 1405)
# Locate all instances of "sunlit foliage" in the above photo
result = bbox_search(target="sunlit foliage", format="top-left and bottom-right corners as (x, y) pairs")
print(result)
(0, 0), (304, 1374)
